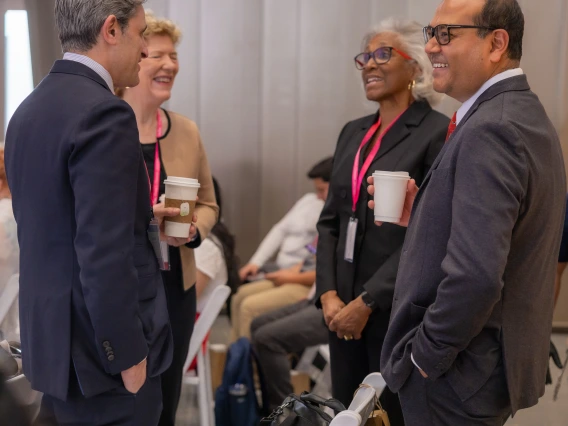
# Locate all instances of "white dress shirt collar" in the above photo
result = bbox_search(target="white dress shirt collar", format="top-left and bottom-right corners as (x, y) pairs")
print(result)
(63, 52), (114, 92)
(456, 68), (524, 125)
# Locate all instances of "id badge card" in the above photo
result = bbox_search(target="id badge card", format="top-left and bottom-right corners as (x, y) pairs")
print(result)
(344, 217), (358, 263)
(147, 218), (170, 271)
(159, 240), (170, 271)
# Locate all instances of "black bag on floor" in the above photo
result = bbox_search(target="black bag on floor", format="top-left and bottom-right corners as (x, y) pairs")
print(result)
(260, 391), (345, 426)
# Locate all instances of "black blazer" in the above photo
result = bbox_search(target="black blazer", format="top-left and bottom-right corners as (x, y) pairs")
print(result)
(316, 100), (448, 312)
(5, 60), (173, 400)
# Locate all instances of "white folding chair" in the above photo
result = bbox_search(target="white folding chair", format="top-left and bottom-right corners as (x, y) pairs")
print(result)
(329, 372), (387, 426)
(294, 344), (332, 397)
(182, 285), (231, 426)
(0, 273), (19, 326)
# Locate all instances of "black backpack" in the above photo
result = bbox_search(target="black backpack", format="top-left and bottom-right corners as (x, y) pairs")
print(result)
(260, 392), (345, 426)
(214, 337), (268, 426)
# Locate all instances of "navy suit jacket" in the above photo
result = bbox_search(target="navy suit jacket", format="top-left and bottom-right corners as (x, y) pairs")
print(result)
(381, 75), (566, 414)
(5, 60), (173, 400)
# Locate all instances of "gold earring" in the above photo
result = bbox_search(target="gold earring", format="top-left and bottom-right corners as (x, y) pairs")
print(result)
(408, 80), (416, 90)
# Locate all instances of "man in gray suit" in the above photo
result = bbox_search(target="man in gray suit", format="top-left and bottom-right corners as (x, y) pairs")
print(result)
(368, 0), (566, 424)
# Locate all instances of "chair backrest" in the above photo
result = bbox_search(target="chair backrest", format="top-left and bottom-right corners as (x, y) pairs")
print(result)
(295, 344), (330, 373)
(329, 372), (386, 426)
(0, 274), (19, 325)
(183, 284), (231, 372)
(361, 372), (386, 397)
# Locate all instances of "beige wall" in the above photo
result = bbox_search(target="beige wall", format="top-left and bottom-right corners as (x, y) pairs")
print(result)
(145, 0), (568, 269)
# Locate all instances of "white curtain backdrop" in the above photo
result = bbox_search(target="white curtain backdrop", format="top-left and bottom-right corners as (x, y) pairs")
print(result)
(142, 0), (568, 259)
(24, 0), (61, 87)
(14, 0), (568, 259)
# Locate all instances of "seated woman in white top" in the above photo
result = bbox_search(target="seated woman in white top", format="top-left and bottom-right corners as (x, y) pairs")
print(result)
(231, 158), (333, 340)
(238, 157), (333, 280)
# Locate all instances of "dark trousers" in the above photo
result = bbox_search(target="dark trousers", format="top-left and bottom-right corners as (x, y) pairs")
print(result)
(158, 284), (196, 426)
(328, 310), (405, 426)
(398, 360), (511, 426)
(35, 375), (162, 426)
(251, 299), (329, 410)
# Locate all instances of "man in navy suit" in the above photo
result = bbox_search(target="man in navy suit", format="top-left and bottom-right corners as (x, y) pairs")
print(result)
(5, 1), (180, 424)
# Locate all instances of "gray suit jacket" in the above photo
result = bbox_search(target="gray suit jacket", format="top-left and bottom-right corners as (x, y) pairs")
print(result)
(380, 75), (566, 415)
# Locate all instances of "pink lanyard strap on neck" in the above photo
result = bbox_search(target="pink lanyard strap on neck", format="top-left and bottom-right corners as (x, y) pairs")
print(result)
(150, 110), (163, 206)
(351, 109), (406, 212)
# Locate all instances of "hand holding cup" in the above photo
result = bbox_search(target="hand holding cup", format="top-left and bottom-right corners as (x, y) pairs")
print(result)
(163, 177), (200, 239)
(166, 212), (199, 247)
(366, 174), (418, 227)
(153, 203), (180, 224)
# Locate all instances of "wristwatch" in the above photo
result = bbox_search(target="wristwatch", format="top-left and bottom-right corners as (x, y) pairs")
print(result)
(360, 291), (376, 311)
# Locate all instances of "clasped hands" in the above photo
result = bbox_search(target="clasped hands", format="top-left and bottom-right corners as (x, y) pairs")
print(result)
(153, 202), (198, 247)
(321, 291), (372, 341)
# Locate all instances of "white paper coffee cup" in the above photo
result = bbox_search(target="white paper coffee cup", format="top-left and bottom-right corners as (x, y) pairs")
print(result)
(372, 171), (410, 223)
(163, 177), (200, 238)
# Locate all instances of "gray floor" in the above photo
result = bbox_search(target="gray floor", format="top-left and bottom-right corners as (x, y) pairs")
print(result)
(176, 315), (568, 425)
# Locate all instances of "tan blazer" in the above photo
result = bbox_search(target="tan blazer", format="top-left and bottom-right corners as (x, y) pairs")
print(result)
(160, 110), (219, 290)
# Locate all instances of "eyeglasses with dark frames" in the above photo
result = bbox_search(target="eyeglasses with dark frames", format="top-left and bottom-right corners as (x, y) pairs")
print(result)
(423, 24), (496, 46)
(354, 46), (413, 70)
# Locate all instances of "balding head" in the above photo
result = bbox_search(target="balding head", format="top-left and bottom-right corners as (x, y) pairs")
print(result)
(424, 0), (524, 102)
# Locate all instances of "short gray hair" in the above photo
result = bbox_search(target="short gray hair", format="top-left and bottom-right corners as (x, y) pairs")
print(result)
(362, 18), (443, 107)
(55, 0), (146, 53)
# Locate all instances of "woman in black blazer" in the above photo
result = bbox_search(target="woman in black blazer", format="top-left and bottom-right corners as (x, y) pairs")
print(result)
(315, 18), (449, 425)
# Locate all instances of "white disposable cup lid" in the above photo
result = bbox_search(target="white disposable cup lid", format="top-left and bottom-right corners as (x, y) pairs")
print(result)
(373, 174), (410, 180)
(373, 170), (409, 177)
(164, 176), (200, 187)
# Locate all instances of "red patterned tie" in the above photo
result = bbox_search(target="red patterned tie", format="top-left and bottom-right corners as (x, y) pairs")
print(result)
(446, 112), (457, 142)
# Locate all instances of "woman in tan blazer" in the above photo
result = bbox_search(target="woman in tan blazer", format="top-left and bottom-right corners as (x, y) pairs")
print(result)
(118, 12), (218, 426)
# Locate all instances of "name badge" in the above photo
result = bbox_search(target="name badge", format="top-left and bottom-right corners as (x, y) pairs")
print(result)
(344, 217), (358, 263)
(147, 218), (170, 271)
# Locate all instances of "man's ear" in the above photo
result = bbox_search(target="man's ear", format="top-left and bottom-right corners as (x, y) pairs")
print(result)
(101, 15), (120, 46)
(489, 29), (510, 63)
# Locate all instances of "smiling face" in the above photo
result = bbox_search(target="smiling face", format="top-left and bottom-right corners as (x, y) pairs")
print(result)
(361, 32), (415, 103)
(426, 0), (496, 102)
(111, 5), (148, 88)
(136, 34), (179, 103)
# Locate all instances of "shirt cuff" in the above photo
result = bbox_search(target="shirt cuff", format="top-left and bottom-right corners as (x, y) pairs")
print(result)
(185, 229), (202, 249)
(411, 353), (422, 370)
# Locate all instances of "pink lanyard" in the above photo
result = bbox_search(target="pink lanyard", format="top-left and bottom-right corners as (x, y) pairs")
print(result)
(150, 110), (163, 206)
(351, 110), (407, 212)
